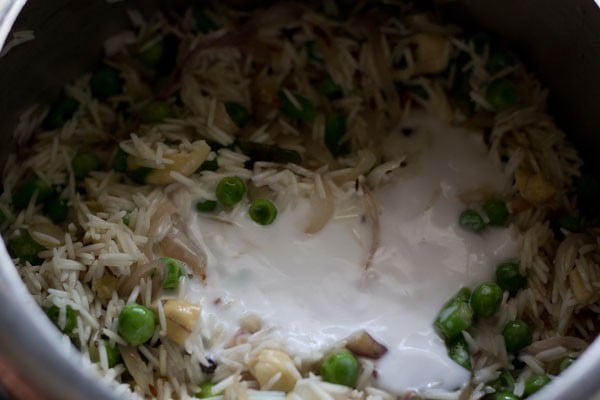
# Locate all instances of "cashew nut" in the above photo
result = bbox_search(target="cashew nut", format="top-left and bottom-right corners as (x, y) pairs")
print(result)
(162, 299), (201, 345)
(249, 348), (301, 392)
(145, 141), (210, 185)
(568, 268), (594, 305)
(411, 33), (452, 75)
(515, 168), (556, 204)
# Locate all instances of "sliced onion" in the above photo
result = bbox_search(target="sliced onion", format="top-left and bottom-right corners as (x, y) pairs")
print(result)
(366, 158), (405, 189)
(362, 184), (380, 271)
(119, 346), (152, 393)
(304, 139), (337, 171)
(307, 20), (352, 91)
(331, 150), (377, 186)
(524, 336), (588, 355)
(304, 181), (334, 235)
(160, 32), (249, 99)
(364, 15), (401, 125)
(345, 330), (388, 359)
(458, 383), (474, 400)
(117, 259), (165, 298)
(162, 3), (305, 99)
(247, 182), (274, 203)
(147, 200), (177, 243)
(158, 217), (207, 281)
(145, 201), (208, 282)
(144, 141), (210, 185)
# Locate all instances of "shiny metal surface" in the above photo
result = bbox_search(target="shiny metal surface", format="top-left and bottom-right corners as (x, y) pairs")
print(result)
(0, 1), (599, 399)
(468, 0), (600, 172)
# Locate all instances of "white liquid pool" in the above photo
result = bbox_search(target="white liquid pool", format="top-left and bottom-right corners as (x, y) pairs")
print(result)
(187, 114), (521, 394)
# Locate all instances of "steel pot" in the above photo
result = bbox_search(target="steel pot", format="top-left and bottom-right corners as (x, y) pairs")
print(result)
(0, 1), (599, 399)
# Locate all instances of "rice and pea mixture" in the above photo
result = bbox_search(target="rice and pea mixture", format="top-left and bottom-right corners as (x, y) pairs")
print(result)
(1, 1), (599, 399)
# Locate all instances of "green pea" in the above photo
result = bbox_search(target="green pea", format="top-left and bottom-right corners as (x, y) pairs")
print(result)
(459, 209), (485, 233)
(483, 198), (509, 226)
(320, 349), (359, 387)
(195, 382), (220, 398)
(494, 392), (520, 400)
(118, 303), (156, 346)
(90, 65), (123, 101)
(278, 90), (316, 123)
(488, 369), (515, 393)
(12, 175), (54, 210)
(447, 336), (472, 371)
(104, 342), (122, 368)
(325, 112), (349, 157)
(523, 374), (551, 397)
(215, 176), (246, 206)
(90, 340), (122, 368)
(112, 147), (129, 172)
(486, 78), (517, 110)
(122, 213), (131, 226)
(495, 261), (527, 295)
(137, 34), (178, 75)
(194, 7), (219, 34)
(44, 195), (69, 224)
(224, 102), (249, 127)
(435, 301), (473, 343)
(7, 231), (45, 265)
(249, 199), (278, 226)
(502, 320), (532, 353)
(559, 356), (575, 372)
(46, 305), (77, 335)
(162, 257), (185, 289)
(440, 287), (472, 309)
(72, 153), (100, 180)
(486, 51), (516, 75)
(196, 199), (218, 213)
(139, 100), (174, 124)
(42, 95), (80, 130)
(320, 77), (343, 99)
(237, 141), (302, 166)
(435, 288), (473, 343)
(199, 158), (219, 172)
(451, 287), (473, 304)
(470, 282), (503, 317)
